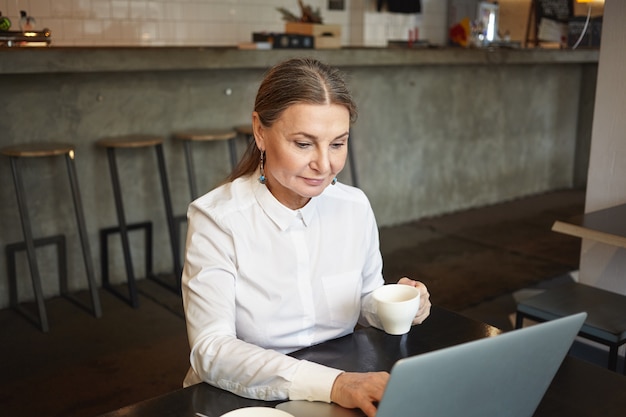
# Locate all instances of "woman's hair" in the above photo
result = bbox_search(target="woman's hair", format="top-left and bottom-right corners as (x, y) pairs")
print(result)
(226, 57), (357, 182)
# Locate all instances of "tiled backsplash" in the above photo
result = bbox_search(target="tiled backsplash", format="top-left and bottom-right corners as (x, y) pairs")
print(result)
(0, 0), (447, 47)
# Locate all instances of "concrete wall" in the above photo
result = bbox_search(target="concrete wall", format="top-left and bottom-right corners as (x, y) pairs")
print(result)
(0, 48), (597, 308)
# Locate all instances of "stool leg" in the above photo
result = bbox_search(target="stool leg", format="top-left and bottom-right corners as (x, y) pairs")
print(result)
(9, 157), (49, 332)
(182, 140), (198, 200)
(6, 244), (19, 308)
(608, 345), (618, 371)
(155, 144), (182, 288)
(106, 148), (139, 308)
(228, 137), (238, 171)
(347, 133), (359, 188)
(65, 153), (102, 318)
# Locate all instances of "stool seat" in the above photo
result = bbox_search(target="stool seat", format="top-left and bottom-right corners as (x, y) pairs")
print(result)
(173, 129), (237, 142)
(1, 142), (75, 158)
(516, 282), (626, 373)
(234, 124), (253, 137)
(96, 135), (163, 148)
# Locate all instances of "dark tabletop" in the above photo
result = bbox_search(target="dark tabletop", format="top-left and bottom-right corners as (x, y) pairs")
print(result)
(98, 306), (626, 417)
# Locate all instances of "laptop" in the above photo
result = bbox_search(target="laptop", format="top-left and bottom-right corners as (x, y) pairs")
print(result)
(277, 312), (586, 417)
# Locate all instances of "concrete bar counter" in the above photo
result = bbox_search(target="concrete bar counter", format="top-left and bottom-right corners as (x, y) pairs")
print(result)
(0, 47), (598, 308)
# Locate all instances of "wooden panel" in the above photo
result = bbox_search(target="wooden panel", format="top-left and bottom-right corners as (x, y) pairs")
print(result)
(552, 203), (626, 249)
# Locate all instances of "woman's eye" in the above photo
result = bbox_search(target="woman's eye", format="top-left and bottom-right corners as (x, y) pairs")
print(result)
(296, 142), (311, 149)
(331, 142), (346, 149)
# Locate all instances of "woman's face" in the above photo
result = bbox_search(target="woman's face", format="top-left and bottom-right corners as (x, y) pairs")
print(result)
(253, 103), (350, 210)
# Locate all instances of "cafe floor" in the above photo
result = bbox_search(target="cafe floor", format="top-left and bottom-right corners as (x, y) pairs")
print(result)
(2, 187), (612, 417)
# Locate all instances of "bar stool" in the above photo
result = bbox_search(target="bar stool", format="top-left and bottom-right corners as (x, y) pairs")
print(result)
(96, 135), (180, 307)
(1, 142), (102, 332)
(345, 132), (359, 188)
(234, 124), (254, 145)
(516, 282), (626, 374)
(171, 129), (238, 271)
(172, 129), (238, 201)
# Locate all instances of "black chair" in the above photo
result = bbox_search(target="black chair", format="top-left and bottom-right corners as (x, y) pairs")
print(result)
(516, 281), (626, 374)
(2, 142), (102, 331)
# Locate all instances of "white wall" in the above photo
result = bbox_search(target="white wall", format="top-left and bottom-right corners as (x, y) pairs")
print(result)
(579, 0), (626, 294)
(0, 0), (447, 47)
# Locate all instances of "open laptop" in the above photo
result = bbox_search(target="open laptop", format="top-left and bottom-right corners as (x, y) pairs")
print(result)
(277, 312), (586, 417)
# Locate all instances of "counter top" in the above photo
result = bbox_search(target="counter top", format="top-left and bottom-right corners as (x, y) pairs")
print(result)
(0, 46), (599, 74)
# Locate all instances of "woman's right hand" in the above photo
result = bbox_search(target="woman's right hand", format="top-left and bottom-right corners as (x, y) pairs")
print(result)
(330, 371), (390, 417)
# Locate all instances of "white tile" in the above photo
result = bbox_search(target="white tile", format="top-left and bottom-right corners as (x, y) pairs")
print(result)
(181, 2), (196, 20)
(74, 0), (92, 18)
(91, 0), (111, 19)
(139, 21), (158, 43)
(423, 0), (447, 14)
(30, 0), (53, 18)
(63, 17), (84, 39)
(163, 3), (183, 21)
(83, 18), (103, 35)
(45, 18), (65, 40)
(146, 1), (165, 20)
(0, 0), (458, 47)
(129, 1), (148, 20)
(50, 0), (73, 17)
(111, 1), (130, 20)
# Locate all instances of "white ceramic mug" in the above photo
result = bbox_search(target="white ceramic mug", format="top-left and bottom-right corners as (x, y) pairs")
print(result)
(373, 284), (421, 335)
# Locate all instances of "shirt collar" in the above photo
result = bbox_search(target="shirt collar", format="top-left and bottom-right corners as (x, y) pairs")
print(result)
(252, 174), (318, 230)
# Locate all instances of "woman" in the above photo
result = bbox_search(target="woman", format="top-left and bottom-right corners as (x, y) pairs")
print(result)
(181, 57), (431, 417)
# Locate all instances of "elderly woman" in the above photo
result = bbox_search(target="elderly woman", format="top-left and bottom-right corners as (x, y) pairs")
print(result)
(181, 57), (431, 417)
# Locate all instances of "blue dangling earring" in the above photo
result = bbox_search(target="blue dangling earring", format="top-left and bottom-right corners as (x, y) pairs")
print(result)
(258, 150), (266, 184)
(331, 177), (337, 185)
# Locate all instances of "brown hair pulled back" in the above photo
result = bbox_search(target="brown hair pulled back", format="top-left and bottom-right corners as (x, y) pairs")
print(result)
(227, 57), (357, 182)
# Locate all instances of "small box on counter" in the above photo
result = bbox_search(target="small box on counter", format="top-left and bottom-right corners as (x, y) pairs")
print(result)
(252, 32), (313, 49)
(284, 22), (341, 49)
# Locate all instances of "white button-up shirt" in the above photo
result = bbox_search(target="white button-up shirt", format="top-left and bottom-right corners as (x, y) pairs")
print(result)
(182, 173), (385, 402)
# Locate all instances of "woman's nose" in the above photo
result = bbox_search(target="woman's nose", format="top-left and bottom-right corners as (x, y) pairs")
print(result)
(311, 149), (331, 172)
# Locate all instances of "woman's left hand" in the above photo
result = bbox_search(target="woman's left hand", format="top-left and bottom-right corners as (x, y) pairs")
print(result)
(396, 277), (431, 324)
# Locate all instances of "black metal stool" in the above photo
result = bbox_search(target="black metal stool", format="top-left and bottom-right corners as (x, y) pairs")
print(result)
(171, 129), (238, 273)
(96, 135), (180, 307)
(234, 124), (254, 147)
(1, 142), (102, 332)
(516, 282), (626, 374)
(172, 129), (238, 201)
(345, 132), (359, 188)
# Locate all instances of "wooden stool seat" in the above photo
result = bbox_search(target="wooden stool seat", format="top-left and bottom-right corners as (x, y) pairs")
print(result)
(516, 282), (626, 374)
(1, 142), (75, 158)
(1, 142), (102, 332)
(173, 129), (237, 142)
(96, 134), (163, 149)
(234, 124), (253, 137)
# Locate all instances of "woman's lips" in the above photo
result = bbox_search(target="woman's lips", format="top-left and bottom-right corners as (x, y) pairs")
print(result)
(302, 177), (327, 186)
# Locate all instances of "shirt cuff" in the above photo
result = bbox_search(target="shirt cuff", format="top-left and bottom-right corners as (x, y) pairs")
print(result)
(289, 360), (344, 403)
